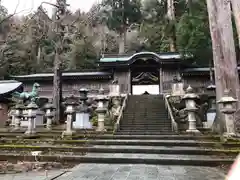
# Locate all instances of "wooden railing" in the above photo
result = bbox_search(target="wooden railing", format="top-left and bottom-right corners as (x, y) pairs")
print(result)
(113, 94), (129, 132)
(163, 94), (178, 133)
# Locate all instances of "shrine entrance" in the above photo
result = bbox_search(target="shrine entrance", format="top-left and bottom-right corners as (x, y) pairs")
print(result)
(130, 53), (161, 95)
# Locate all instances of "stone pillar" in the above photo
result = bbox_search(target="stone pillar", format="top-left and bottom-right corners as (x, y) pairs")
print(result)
(217, 90), (238, 137)
(159, 67), (163, 94)
(172, 76), (185, 96)
(75, 88), (91, 129)
(44, 102), (56, 130)
(182, 86), (200, 134)
(96, 96), (108, 131)
(205, 84), (217, 129)
(25, 102), (38, 135)
(109, 85), (120, 97)
(13, 104), (24, 131)
(62, 100), (78, 137)
(112, 96), (121, 118)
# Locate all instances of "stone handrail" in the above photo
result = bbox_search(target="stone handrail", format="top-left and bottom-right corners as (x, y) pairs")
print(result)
(163, 94), (178, 133)
(114, 94), (129, 132)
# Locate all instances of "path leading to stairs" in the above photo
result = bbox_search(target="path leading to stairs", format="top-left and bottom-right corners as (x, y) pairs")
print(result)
(55, 163), (225, 180)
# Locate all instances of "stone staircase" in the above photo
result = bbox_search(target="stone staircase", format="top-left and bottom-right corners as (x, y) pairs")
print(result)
(0, 95), (238, 174)
(117, 95), (172, 135)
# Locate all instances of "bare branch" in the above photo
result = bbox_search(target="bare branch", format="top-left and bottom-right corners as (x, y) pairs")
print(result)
(0, 0), (34, 25)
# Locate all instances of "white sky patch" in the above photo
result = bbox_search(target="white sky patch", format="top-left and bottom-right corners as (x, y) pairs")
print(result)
(1, 0), (99, 16)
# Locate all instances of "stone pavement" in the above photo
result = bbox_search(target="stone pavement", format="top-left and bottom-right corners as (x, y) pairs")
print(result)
(0, 170), (67, 180)
(55, 164), (226, 180)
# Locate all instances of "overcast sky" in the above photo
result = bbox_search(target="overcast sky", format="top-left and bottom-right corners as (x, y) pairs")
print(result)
(1, 0), (98, 15)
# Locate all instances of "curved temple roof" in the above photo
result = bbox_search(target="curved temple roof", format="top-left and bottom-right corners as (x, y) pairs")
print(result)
(99, 52), (193, 63)
(0, 80), (23, 96)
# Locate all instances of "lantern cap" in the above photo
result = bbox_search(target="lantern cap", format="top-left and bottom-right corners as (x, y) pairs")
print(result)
(217, 90), (237, 104)
(15, 103), (25, 109)
(182, 86), (199, 100)
(207, 84), (216, 90)
(79, 88), (89, 93)
(44, 102), (55, 110)
(26, 102), (38, 109)
(99, 87), (105, 95)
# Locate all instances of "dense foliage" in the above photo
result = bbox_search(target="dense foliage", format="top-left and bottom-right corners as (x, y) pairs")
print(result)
(0, 0), (238, 76)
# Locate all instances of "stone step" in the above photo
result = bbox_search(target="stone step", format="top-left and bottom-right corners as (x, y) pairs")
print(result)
(0, 134), (221, 140)
(120, 127), (172, 131)
(122, 118), (169, 121)
(79, 153), (234, 166)
(1, 138), (239, 148)
(88, 145), (239, 155)
(120, 123), (171, 125)
(120, 122), (171, 128)
(0, 144), (237, 156)
(123, 114), (168, 116)
(118, 130), (172, 133)
(115, 131), (175, 135)
(121, 122), (170, 124)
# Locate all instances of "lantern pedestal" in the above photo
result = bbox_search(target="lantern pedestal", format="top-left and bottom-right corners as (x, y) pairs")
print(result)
(24, 102), (38, 135)
(62, 99), (78, 137)
(218, 90), (238, 137)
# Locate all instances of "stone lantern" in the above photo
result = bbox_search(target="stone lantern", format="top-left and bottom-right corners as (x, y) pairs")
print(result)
(96, 96), (109, 131)
(79, 88), (89, 101)
(182, 86), (200, 134)
(25, 101), (38, 135)
(13, 104), (24, 130)
(44, 102), (56, 130)
(111, 96), (121, 117)
(217, 90), (237, 137)
(99, 87), (105, 95)
(205, 84), (217, 129)
(62, 99), (78, 137)
(74, 88), (91, 129)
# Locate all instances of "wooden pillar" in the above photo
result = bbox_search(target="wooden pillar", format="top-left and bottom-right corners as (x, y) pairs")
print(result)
(159, 67), (163, 94)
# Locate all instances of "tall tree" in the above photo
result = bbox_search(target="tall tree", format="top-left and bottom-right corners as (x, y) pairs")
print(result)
(53, 0), (68, 124)
(166, 0), (176, 51)
(206, 0), (240, 132)
(101, 0), (142, 54)
(176, 1), (212, 66)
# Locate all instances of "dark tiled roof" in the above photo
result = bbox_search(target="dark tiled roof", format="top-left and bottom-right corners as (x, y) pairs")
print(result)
(11, 72), (112, 78)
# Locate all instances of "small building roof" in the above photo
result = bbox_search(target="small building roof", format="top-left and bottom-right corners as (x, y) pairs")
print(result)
(10, 71), (113, 81)
(0, 80), (23, 95)
(12, 72), (111, 78)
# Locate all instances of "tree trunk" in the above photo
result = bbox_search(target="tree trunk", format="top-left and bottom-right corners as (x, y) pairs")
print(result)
(37, 45), (41, 66)
(167, 0), (176, 52)
(118, 30), (126, 54)
(53, 49), (62, 124)
(186, 0), (192, 15)
(231, 0), (240, 47)
(206, 0), (240, 133)
(52, 0), (66, 124)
